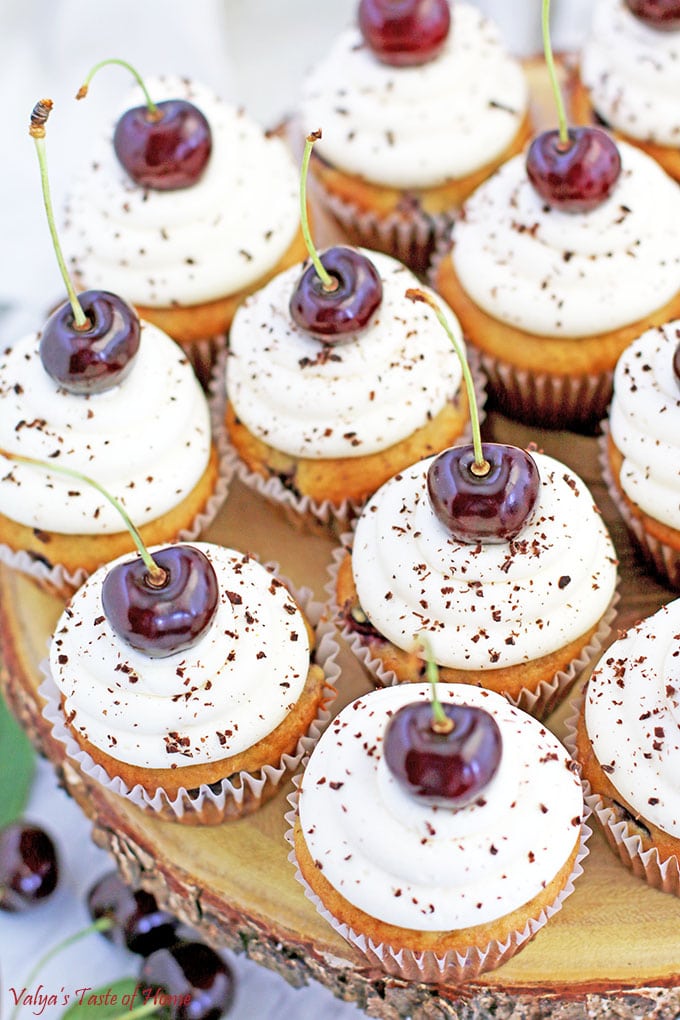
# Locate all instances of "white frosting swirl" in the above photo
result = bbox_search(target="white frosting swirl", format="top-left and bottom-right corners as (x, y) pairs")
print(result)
(609, 321), (680, 529)
(0, 321), (211, 534)
(451, 143), (680, 336)
(298, 683), (583, 930)
(584, 598), (680, 836)
(49, 544), (311, 770)
(300, 4), (528, 188)
(63, 77), (299, 306)
(581, 0), (680, 147)
(227, 250), (463, 458)
(351, 452), (617, 670)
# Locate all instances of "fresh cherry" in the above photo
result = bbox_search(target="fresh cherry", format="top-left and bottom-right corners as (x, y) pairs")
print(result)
(527, 0), (622, 212)
(290, 131), (383, 341)
(358, 0), (451, 66)
(78, 59), (211, 191)
(140, 942), (235, 1020)
(526, 127), (622, 212)
(384, 700), (502, 807)
(113, 99), (212, 191)
(30, 98), (141, 395)
(624, 0), (680, 30)
(0, 823), (59, 912)
(88, 871), (179, 957)
(674, 340), (680, 386)
(40, 290), (140, 393)
(101, 546), (219, 658)
(427, 443), (540, 543)
(290, 246), (383, 340)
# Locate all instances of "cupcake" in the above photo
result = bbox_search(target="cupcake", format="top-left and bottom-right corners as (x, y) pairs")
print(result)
(0, 319), (224, 597)
(433, 140), (680, 430)
(299, 2), (531, 273)
(572, 597), (680, 895)
(334, 448), (618, 718)
(601, 320), (680, 590)
(63, 74), (305, 381)
(42, 542), (337, 825)
(289, 682), (587, 983)
(225, 248), (479, 529)
(572, 0), (680, 182)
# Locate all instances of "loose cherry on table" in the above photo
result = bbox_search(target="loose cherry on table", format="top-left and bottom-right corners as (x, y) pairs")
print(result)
(383, 637), (502, 807)
(88, 871), (179, 957)
(140, 942), (235, 1020)
(289, 130), (383, 341)
(0, 823), (59, 913)
(405, 288), (540, 542)
(624, 0), (680, 30)
(77, 58), (212, 190)
(525, 0), (621, 212)
(30, 98), (140, 394)
(358, 0), (451, 66)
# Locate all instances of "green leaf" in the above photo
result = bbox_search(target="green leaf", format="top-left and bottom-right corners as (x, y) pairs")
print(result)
(0, 687), (35, 827)
(62, 979), (143, 1020)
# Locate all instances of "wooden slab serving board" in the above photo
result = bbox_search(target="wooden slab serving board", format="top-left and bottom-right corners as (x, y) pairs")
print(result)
(2, 411), (680, 1020)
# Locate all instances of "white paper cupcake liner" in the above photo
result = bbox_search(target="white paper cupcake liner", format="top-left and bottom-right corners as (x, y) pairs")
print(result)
(0, 357), (234, 601)
(217, 341), (486, 538)
(284, 777), (591, 983)
(598, 425), (680, 591)
(564, 692), (680, 896)
(327, 540), (619, 720)
(40, 579), (340, 825)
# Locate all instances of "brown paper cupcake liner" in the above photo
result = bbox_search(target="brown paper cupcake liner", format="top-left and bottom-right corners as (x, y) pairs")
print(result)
(183, 331), (228, 392)
(284, 777), (591, 983)
(0, 356), (234, 601)
(563, 695), (680, 896)
(216, 340), (486, 538)
(598, 426), (680, 591)
(327, 540), (619, 720)
(40, 579), (340, 825)
(316, 186), (456, 277)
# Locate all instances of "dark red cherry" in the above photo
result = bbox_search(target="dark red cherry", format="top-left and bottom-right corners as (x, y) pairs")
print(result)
(384, 701), (502, 807)
(674, 341), (680, 387)
(140, 942), (235, 1020)
(526, 127), (622, 212)
(101, 546), (219, 658)
(428, 443), (540, 543)
(0, 823), (59, 912)
(88, 871), (179, 957)
(358, 0), (451, 66)
(624, 0), (680, 30)
(114, 99), (212, 190)
(40, 289), (140, 394)
(289, 246), (383, 341)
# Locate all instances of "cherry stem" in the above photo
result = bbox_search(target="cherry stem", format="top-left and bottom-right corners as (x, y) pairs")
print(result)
(9, 918), (112, 1020)
(0, 448), (166, 586)
(29, 100), (89, 331)
(542, 0), (568, 147)
(76, 58), (159, 118)
(299, 131), (336, 293)
(415, 634), (453, 735)
(405, 288), (487, 474)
